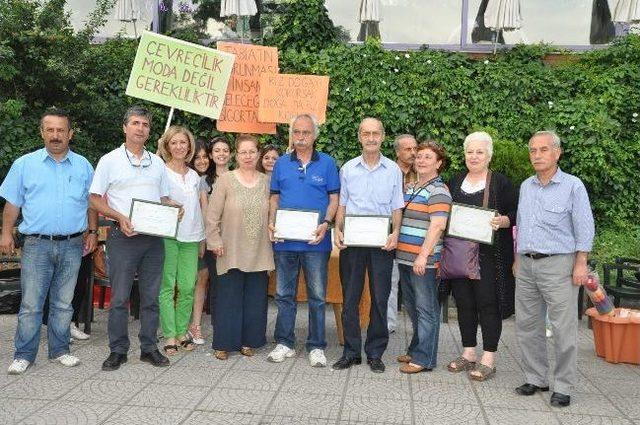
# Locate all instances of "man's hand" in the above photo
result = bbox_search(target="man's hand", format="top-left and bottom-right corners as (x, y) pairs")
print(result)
(268, 223), (284, 243)
(309, 222), (329, 245)
(572, 260), (589, 286)
(413, 253), (428, 276)
(334, 228), (346, 250)
(381, 232), (399, 251)
(0, 233), (15, 256)
(84, 233), (98, 253)
(213, 246), (224, 257)
(118, 216), (136, 237)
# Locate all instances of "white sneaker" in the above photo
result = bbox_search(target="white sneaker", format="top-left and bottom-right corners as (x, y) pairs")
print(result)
(308, 349), (327, 367)
(51, 354), (80, 367)
(267, 344), (296, 363)
(70, 324), (90, 340)
(7, 359), (31, 375)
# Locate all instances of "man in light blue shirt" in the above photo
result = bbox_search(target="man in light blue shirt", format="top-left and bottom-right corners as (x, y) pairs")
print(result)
(332, 117), (404, 373)
(514, 130), (594, 408)
(0, 108), (97, 375)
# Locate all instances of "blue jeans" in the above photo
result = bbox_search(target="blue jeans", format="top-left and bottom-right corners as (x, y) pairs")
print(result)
(14, 235), (83, 362)
(398, 264), (440, 369)
(274, 251), (329, 351)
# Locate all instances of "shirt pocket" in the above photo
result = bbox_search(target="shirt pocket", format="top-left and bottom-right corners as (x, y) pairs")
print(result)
(68, 175), (88, 201)
(540, 203), (569, 227)
(373, 183), (394, 205)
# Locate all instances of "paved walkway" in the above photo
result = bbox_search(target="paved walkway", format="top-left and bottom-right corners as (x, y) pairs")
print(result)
(0, 303), (638, 424)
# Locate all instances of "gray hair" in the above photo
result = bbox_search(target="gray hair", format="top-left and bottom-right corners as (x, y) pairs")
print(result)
(463, 131), (493, 158)
(393, 134), (417, 152)
(530, 130), (561, 149)
(123, 105), (152, 126)
(289, 114), (320, 140)
(358, 117), (385, 139)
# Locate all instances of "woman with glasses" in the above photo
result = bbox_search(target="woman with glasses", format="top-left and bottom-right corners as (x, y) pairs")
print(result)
(157, 126), (207, 355)
(396, 141), (452, 373)
(187, 137), (231, 345)
(205, 134), (274, 360)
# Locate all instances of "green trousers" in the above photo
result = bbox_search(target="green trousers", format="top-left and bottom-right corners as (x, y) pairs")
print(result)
(159, 239), (199, 339)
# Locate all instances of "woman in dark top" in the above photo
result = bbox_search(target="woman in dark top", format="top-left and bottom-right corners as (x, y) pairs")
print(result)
(446, 131), (517, 381)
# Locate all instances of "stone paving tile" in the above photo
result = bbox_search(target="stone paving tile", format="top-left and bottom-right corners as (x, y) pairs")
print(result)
(279, 371), (347, 395)
(413, 401), (486, 424)
(3, 376), (82, 400)
(217, 369), (286, 391)
(103, 405), (190, 425)
(556, 413), (635, 424)
(608, 396), (640, 419)
(62, 379), (146, 404)
(183, 411), (264, 424)
(484, 407), (560, 424)
(171, 349), (239, 369)
(266, 392), (342, 420)
(411, 378), (478, 405)
(0, 398), (49, 423)
(154, 365), (227, 387)
(127, 383), (209, 409)
(262, 416), (337, 425)
(345, 375), (411, 400)
(232, 354), (296, 373)
(92, 362), (170, 382)
(551, 393), (626, 418)
(592, 378), (640, 398)
(340, 395), (412, 424)
(474, 386), (552, 411)
(197, 388), (273, 415)
(20, 401), (118, 425)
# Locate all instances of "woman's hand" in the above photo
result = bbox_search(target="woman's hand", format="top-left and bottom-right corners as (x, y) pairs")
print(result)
(213, 245), (224, 257)
(490, 215), (510, 231)
(413, 253), (428, 276)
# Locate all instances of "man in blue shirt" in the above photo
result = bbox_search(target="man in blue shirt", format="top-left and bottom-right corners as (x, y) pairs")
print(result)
(0, 108), (97, 375)
(332, 117), (405, 373)
(267, 114), (340, 367)
(514, 130), (594, 408)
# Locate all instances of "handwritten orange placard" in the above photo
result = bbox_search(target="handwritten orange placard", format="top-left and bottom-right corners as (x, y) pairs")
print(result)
(216, 42), (278, 134)
(258, 74), (329, 124)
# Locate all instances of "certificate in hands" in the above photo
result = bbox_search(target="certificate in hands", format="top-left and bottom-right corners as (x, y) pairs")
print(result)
(343, 215), (390, 247)
(129, 198), (180, 238)
(446, 203), (498, 245)
(273, 209), (320, 242)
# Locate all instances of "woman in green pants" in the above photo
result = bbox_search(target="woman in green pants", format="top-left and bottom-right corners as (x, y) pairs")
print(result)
(157, 126), (207, 355)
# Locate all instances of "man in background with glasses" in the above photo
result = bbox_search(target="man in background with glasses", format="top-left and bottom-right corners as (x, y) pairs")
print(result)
(332, 117), (404, 373)
(267, 114), (340, 367)
(89, 105), (174, 371)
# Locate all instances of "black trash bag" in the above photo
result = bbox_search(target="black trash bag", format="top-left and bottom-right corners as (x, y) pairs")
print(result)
(0, 268), (21, 314)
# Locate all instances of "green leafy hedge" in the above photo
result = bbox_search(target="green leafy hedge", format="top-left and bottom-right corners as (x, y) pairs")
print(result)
(1, 0), (639, 230)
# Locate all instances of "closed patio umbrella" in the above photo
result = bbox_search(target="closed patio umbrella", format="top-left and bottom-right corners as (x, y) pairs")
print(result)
(220, 0), (258, 40)
(484, 0), (522, 53)
(612, 0), (640, 23)
(358, 0), (381, 41)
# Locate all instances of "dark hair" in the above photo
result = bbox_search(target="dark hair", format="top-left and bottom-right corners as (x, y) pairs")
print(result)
(257, 144), (282, 173)
(123, 105), (152, 126)
(40, 107), (72, 129)
(189, 138), (216, 193)
(417, 140), (447, 173)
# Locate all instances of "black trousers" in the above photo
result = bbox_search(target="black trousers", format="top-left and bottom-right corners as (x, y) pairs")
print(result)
(339, 247), (394, 360)
(451, 275), (502, 352)
(42, 253), (90, 326)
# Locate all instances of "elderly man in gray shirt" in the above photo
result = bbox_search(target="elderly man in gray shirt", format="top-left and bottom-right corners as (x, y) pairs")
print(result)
(514, 131), (594, 408)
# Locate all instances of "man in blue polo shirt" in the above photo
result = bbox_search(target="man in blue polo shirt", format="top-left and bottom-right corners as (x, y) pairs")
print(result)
(267, 114), (340, 367)
(0, 108), (97, 375)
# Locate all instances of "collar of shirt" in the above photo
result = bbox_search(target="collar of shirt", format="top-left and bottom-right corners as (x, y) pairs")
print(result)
(290, 149), (319, 164)
(532, 167), (565, 186)
(357, 154), (388, 172)
(122, 144), (151, 166)
(39, 147), (72, 164)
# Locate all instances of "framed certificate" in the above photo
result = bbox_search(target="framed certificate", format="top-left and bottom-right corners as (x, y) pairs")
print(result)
(273, 208), (320, 242)
(446, 202), (498, 245)
(343, 215), (390, 247)
(129, 198), (180, 238)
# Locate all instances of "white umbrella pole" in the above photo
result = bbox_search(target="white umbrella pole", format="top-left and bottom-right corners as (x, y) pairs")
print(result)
(165, 107), (175, 132)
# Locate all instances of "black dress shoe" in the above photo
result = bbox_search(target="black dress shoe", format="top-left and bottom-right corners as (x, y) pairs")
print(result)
(550, 392), (571, 407)
(332, 356), (362, 370)
(102, 352), (127, 371)
(515, 383), (550, 396)
(140, 349), (170, 367)
(367, 358), (385, 373)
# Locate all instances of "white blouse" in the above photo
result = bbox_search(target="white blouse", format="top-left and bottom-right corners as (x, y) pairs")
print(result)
(165, 166), (205, 242)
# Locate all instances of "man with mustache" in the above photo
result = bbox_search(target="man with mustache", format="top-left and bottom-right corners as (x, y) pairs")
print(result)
(1, 108), (97, 374)
(332, 117), (404, 373)
(89, 105), (175, 371)
(267, 114), (340, 368)
(514, 131), (594, 407)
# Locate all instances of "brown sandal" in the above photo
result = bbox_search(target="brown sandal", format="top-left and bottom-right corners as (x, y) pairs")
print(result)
(469, 363), (496, 381)
(447, 356), (476, 373)
(240, 347), (254, 357)
(214, 350), (228, 360)
(179, 338), (195, 352)
(400, 362), (430, 374)
(397, 354), (412, 363)
(163, 344), (178, 356)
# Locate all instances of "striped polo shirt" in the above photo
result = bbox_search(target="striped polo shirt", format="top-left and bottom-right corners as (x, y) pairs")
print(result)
(396, 177), (452, 267)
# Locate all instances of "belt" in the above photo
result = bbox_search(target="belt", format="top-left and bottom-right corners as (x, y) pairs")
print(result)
(27, 231), (84, 241)
(524, 253), (555, 260)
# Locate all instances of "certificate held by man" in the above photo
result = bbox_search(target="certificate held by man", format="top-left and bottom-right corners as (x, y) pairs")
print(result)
(446, 203), (497, 245)
(129, 198), (180, 238)
(273, 208), (320, 242)
(343, 215), (390, 247)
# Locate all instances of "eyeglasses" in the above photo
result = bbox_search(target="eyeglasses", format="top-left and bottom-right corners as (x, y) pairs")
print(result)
(292, 129), (313, 138)
(125, 149), (152, 168)
(359, 130), (383, 139)
(237, 150), (258, 156)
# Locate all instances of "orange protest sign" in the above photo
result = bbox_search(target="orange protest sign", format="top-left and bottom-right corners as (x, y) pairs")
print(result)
(216, 42), (278, 134)
(258, 74), (329, 124)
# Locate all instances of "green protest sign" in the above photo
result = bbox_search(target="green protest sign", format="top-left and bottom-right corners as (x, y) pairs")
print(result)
(126, 31), (235, 119)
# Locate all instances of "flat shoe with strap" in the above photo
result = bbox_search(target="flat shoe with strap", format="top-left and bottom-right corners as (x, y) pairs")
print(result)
(400, 362), (432, 374)
(214, 350), (228, 360)
(469, 363), (496, 381)
(397, 354), (412, 363)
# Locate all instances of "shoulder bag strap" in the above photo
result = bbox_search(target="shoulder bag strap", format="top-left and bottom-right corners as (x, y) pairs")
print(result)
(482, 171), (492, 208)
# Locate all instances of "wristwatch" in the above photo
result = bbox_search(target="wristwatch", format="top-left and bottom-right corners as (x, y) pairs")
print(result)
(322, 219), (332, 226)
(87, 229), (99, 235)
